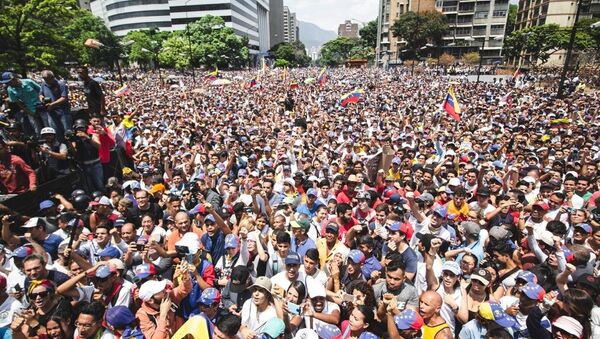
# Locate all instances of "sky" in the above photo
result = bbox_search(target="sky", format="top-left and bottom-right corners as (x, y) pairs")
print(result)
(286, 0), (379, 32)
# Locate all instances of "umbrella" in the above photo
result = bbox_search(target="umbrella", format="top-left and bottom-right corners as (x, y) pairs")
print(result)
(93, 77), (105, 83)
(210, 79), (231, 86)
(233, 75), (244, 80)
(170, 84), (180, 89)
(304, 77), (316, 84)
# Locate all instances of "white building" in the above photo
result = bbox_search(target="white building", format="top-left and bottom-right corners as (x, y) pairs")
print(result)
(89, 0), (270, 54)
(283, 5), (298, 43)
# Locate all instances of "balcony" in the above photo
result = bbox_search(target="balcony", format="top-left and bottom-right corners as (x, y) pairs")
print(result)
(443, 6), (458, 12)
(472, 29), (487, 36)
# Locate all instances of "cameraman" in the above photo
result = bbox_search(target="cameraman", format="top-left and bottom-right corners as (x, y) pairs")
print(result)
(70, 119), (104, 192)
(0, 72), (43, 136)
(38, 127), (69, 180)
(40, 70), (71, 137)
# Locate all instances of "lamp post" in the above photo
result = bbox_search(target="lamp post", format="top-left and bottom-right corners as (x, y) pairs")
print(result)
(557, 0), (588, 98)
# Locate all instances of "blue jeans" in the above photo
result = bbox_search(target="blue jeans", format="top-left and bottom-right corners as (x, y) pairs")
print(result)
(83, 161), (104, 192)
(15, 111), (43, 136)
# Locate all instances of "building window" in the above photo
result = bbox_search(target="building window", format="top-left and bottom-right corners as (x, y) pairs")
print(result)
(108, 10), (170, 21)
(474, 11), (488, 18)
(493, 10), (507, 16)
(106, 0), (168, 11)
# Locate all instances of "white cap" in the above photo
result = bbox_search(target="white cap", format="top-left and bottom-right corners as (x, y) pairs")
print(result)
(523, 176), (536, 184)
(448, 177), (461, 187)
(175, 232), (200, 255)
(139, 279), (168, 302)
(553, 316), (583, 338)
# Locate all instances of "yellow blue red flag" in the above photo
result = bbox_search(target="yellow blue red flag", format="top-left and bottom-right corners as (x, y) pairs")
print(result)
(442, 87), (461, 121)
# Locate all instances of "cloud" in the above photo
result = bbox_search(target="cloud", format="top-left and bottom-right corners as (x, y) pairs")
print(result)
(286, 0), (379, 32)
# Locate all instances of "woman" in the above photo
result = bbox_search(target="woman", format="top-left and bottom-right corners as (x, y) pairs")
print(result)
(275, 280), (306, 333)
(338, 305), (376, 339)
(239, 277), (277, 338)
(457, 268), (492, 326)
(459, 253), (478, 283)
(12, 280), (72, 338)
(137, 214), (166, 242)
(425, 260), (462, 335)
(44, 315), (71, 339)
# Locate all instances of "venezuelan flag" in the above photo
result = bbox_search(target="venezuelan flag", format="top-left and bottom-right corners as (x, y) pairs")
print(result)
(248, 78), (257, 88)
(318, 67), (327, 85)
(340, 89), (364, 107)
(114, 84), (130, 97)
(443, 87), (461, 121)
(290, 82), (299, 90)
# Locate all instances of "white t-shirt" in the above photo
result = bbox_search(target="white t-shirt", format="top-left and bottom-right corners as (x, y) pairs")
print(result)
(76, 280), (133, 309)
(437, 285), (462, 335)
(299, 266), (327, 286)
(271, 271), (307, 293)
(303, 301), (341, 335)
(0, 295), (24, 327)
(240, 300), (277, 332)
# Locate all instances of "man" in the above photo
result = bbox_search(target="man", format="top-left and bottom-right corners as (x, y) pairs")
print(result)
(386, 221), (418, 281)
(71, 119), (104, 191)
(374, 260), (419, 320)
(492, 241), (520, 293)
(271, 252), (306, 297)
(72, 222), (125, 265)
(316, 223), (349, 268)
(0, 137), (36, 194)
(1, 72), (43, 135)
(22, 253), (69, 291)
(40, 70), (70, 135)
(523, 201), (549, 239)
(419, 291), (453, 339)
(197, 288), (228, 324)
(165, 211), (203, 253)
(39, 127), (69, 178)
(78, 67), (105, 116)
(214, 314), (242, 339)
(459, 301), (515, 338)
(2, 217), (62, 260)
(262, 178), (284, 208)
(290, 219), (316, 259)
(357, 235), (383, 280)
(73, 301), (106, 339)
(409, 203), (452, 248)
(0, 275), (23, 332)
(198, 204), (232, 264)
(326, 203), (358, 239)
(221, 266), (252, 313)
(446, 187), (470, 222)
(127, 189), (163, 228)
(296, 188), (323, 218)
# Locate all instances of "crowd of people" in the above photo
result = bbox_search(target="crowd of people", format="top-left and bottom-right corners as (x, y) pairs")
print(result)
(0, 64), (598, 339)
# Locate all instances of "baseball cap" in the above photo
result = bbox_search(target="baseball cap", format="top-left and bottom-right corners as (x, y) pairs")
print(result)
(90, 196), (112, 207)
(291, 219), (311, 231)
(448, 177), (461, 187)
(385, 174), (396, 181)
(575, 223), (592, 235)
(489, 226), (511, 241)
(433, 207), (448, 218)
(471, 268), (491, 286)
(392, 157), (402, 165)
(461, 221), (480, 238)
(39, 200), (55, 210)
(476, 187), (491, 197)
(250, 276), (272, 294)
(533, 201), (549, 211)
(262, 318), (285, 338)
(134, 263), (158, 280)
(98, 246), (121, 259)
(188, 204), (207, 216)
(441, 261), (461, 276)
(575, 273), (599, 294)
(306, 188), (318, 197)
(285, 252), (302, 265)
(489, 176), (503, 184)
(347, 249), (366, 265)
(229, 266), (251, 293)
(0, 72), (15, 84)
(107, 258), (125, 271)
(386, 222), (414, 240)
(204, 214), (216, 224)
(105, 306), (136, 328)
(22, 217), (44, 229)
(394, 309), (424, 330)
(516, 270), (538, 284)
(224, 234), (239, 249)
(325, 222), (339, 233)
(416, 193), (434, 203)
(387, 193), (405, 205)
(358, 332), (378, 339)
(199, 287), (221, 306)
(113, 218), (126, 228)
(13, 245), (34, 259)
(138, 279), (168, 302)
(94, 265), (116, 279)
(520, 282), (546, 301)
(478, 301), (516, 327)
(552, 316), (583, 338)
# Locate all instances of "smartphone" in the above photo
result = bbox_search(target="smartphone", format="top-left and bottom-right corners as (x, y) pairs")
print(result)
(342, 292), (355, 303)
(136, 244), (145, 251)
(287, 301), (301, 315)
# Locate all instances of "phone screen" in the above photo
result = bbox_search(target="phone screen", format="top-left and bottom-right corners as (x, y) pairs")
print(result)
(287, 301), (301, 315)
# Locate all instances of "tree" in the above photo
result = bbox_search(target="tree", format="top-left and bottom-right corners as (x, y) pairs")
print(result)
(123, 29), (169, 68)
(186, 15), (248, 68)
(503, 24), (594, 66)
(359, 20), (378, 48)
(63, 10), (122, 68)
(158, 33), (195, 70)
(438, 53), (456, 66)
(275, 44), (295, 63)
(270, 41), (311, 67)
(0, 0), (78, 76)
(462, 52), (480, 64)
(505, 4), (518, 36)
(391, 11), (448, 59)
(274, 59), (291, 68)
(319, 37), (362, 66)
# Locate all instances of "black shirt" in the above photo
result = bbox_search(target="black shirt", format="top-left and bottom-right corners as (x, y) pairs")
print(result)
(83, 79), (103, 114)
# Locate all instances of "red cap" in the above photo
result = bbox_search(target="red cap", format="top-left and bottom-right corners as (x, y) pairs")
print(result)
(533, 201), (549, 211)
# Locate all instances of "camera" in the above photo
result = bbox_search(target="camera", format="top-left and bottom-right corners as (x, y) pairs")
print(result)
(175, 245), (189, 258)
(64, 130), (77, 142)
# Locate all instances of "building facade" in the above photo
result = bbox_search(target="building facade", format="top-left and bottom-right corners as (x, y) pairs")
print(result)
(89, 0), (270, 54)
(269, 0), (284, 48)
(283, 5), (298, 42)
(514, 0), (600, 66)
(338, 20), (360, 38)
(376, 0), (508, 66)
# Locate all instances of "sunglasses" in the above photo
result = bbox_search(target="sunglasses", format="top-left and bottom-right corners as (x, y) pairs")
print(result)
(29, 291), (50, 299)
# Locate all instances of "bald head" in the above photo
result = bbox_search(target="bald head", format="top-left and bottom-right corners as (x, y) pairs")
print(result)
(421, 291), (442, 307)
(175, 211), (191, 233)
(419, 291), (443, 320)
(120, 223), (136, 243)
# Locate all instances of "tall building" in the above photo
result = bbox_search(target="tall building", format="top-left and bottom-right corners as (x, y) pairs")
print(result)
(269, 0), (284, 48)
(283, 5), (298, 43)
(376, 0), (508, 66)
(78, 0), (91, 10)
(338, 20), (360, 38)
(514, 0), (600, 66)
(88, 0), (270, 54)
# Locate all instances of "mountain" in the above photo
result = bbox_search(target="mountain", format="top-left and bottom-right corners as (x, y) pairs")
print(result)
(298, 21), (337, 50)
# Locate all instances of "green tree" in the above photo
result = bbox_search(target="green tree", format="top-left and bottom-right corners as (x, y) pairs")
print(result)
(462, 51), (480, 64)
(186, 15), (248, 68)
(158, 33), (196, 70)
(63, 10), (122, 68)
(274, 59), (291, 68)
(123, 29), (168, 68)
(319, 37), (362, 66)
(505, 4), (518, 35)
(359, 20), (378, 48)
(391, 11), (448, 59)
(0, 0), (78, 75)
(270, 41), (311, 67)
(275, 44), (295, 63)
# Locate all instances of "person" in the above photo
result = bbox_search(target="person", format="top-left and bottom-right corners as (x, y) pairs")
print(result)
(1, 72), (43, 135)
(419, 291), (453, 339)
(103, 305), (144, 339)
(0, 137), (36, 194)
(40, 70), (70, 135)
(73, 301), (107, 339)
(459, 301), (515, 338)
(387, 309), (424, 339)
(374, 260), (419, 320)
(71, 119), (104, 192)
(290, 219), (316, 259)
(38, 127), (70, 179)
(214, 314), (242, 339)
(239, 276), (277, 338)
(77, 67), (105, 116)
